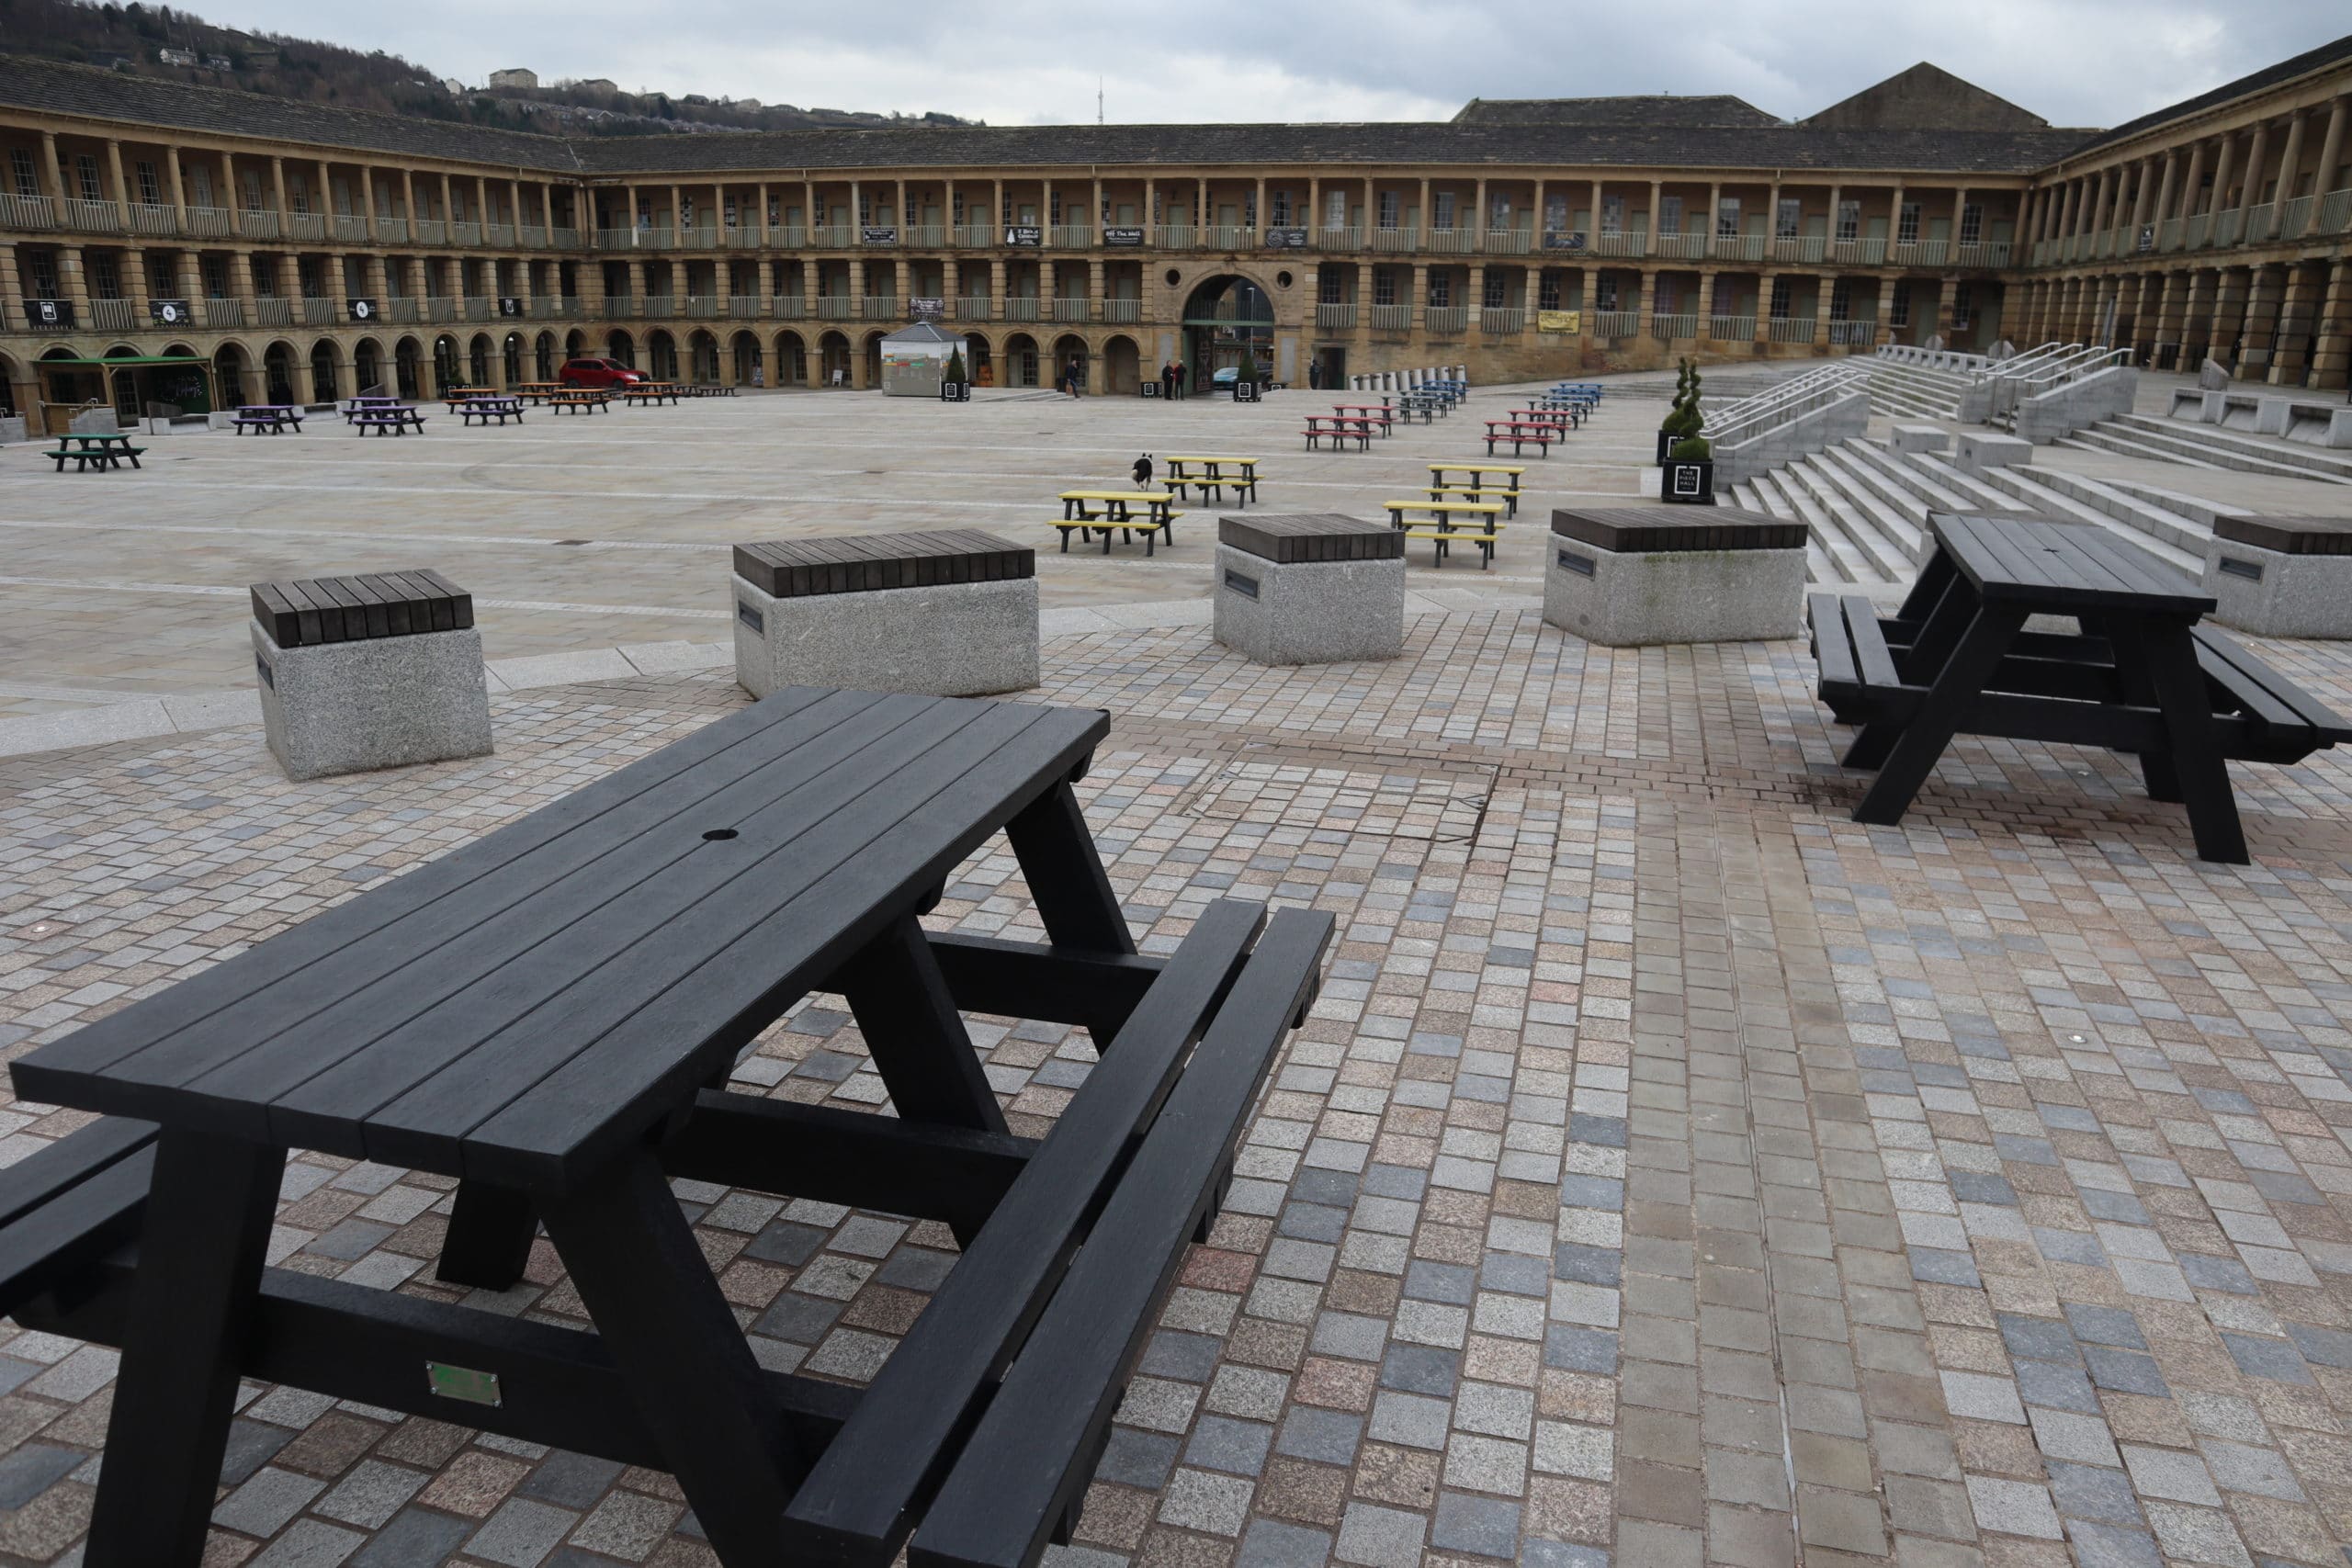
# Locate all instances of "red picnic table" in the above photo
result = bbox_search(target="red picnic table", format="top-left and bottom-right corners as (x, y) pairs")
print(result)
(1302, 415), (1375, 452)
(1330, 403), (1394, 436)
(1482, 420), (1556, 457)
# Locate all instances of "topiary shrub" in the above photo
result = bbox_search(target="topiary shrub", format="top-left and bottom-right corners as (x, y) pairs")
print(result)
(944, 346), (968, 385)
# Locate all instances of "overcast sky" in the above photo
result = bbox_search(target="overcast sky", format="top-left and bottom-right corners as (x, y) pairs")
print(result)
(205, 1), (2346, 130)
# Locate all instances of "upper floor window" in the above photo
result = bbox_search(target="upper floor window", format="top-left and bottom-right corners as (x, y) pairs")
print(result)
(1377, 190), (1399, 230)
(1429, 272), (1451, 308)
(1487, 193), (1510, 230)
(1896, 202), (1921, 244)
(1326, 188), (1347, 230)
(1318, 267), (1342, 304)
(1595, 272), (1619, 311)
(242, 169), (265, 211)
(1659, 195), (1683, 233)
(1716, 197), (1740, 237)
(1544, 193), (1568, 234)
(1270, 188), (1290, 227)
(202, 254), (229, 297)
(1483, 269), (1507, 309)
(952, 189), (966, 224)
(1828, 276), (1851, 321)
(88, 251), (120, 299)
(1600, 194), (1623, 235)
(1538, 269), (1562, 310)
(9, 148), (36, 197)
(148, 254), (175, 296)
(1889, 285), (1911, 328)
(1776, 197), (1800, 238)
(1835, 199), (1860, 241)
(1952, 282), (1973, 330)
(288, 174), (310, 215)
(1432, 191), (1455, 231)
(25, 250), (57, 298)
(135, 161), (161, 205)
(1769, 276), (1792, 318)
(1373, 267), (1396, 306)
(1959, 203), (1983, 243)
(76, 152), (102, 201)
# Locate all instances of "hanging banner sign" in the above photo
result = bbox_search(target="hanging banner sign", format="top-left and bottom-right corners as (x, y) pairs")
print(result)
(1537, 310), (1581, 333)
(149, 298), (191, 325)
(1102, 226), (1145, 246)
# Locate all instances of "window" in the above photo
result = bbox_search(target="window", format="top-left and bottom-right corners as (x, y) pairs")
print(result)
(1659, 196), (1683, 233)
(1374, 268), (1396, 306)
(243, 169), (265, 211)
(148, 254), (174, 296)
(1484, 270), (1506, 309)
(1538, 270), (1561, 310)
(1318, 268), (1342, 303)
(25, 250), (57, 298)
(1716, 197), (1740, 236)
(190, 165), (215, 208)
(1951, 283), (1973, 331)
(86, 251), (119, 298)
(1270, 188), (1290, 226)
(1889, 286), (1910, 328)
(1600, 194), (1623, 235)
(952, 189), (965, 224)
(1835, 199), (1860, 241)
(1242, 190), (1255, 227)
(1544, 193), (1568, 234)
(1326, 188), (1347, 230)
(252, 254), (277, 296)
(1487, 194), (1510, 230)
(76, 152), (101, 201)
(1960, 203), (1983, 243)
(1433, 191), (1455, 231)
(1377, 190), (1399, 229)
(135, 161), (160, 205)
(1769, 276), (1792, 318)
(1896, 202), (1920, 244)
(1429, 272), (1451, 308)
(1776, 197), (1801, 238)
(10, 148), (36, 197)
(1828, 277), (1850, 321)
(1596, 273), (1619, 311)
(288, 175), (310, 215)
(202, 254), (229, 297)
(1046, 188), (1059, 224)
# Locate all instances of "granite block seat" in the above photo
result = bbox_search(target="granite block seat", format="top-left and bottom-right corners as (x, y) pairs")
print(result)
(2204, 515), (2352, 638)
(1214, 513), (1404, 666)
(1544, 505), (1808, 646)
(250, 570), (494, 780)
(732, 529), (1039, 698)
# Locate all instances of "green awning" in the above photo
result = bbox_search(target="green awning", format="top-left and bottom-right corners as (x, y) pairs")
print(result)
(38, 355), (209, 368)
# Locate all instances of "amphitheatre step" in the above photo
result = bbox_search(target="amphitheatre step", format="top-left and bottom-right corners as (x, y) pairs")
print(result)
(2109, 413), (2352, 484)
(2010, 465), (2216, 557)
(1966, 464), (2206, 576)
(1781, 460), (1916, 582)
(2053, 425), (2231, 470)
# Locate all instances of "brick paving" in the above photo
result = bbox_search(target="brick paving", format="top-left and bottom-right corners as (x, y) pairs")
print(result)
(6, 592), (2352, 1568)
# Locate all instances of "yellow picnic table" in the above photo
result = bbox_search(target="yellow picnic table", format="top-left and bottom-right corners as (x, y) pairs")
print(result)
(1160, 456), (1263, 507)
(1426, 462), (1526, 492)
(1056, 490), (1186, 555)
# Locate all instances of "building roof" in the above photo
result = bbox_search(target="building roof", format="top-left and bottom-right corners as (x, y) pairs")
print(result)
(2069, 30), (2352, 156)
(0, 51), (2093, 177)
(1453, 95), (1781, 128)
(1802, 63), (2049, 131)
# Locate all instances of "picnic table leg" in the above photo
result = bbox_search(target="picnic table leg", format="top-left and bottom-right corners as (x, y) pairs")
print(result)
(435, 1180), (539, 1289)
(1852, 604), (2027, 827)
(2132, 618), (2250, 863)
(83, 1131), (282, 1568)
(537, 1148), (797, 1563)
(838, 913), (1008, 1134)
(1006, 775), (1140, 1046)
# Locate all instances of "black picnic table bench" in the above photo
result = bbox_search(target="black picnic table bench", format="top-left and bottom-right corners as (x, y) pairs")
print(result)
(1808, 512), (2352, 863)
(231, 404), (304, 434)
(352, 405), (427, 435)
(458, 395), (526, 426)
(45, 431), (145, 471)
(4, 686), (1332, 1568)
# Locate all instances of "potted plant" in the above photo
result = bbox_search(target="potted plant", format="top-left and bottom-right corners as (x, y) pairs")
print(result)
(1233, 349), (1262, 403)
(1659, 361), (1713, 504)
(1657, 357), (1694, 464)
(939, 346), (971, 402)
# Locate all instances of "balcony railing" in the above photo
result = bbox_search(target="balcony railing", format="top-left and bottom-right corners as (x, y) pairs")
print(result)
(425, 297), (458, 323)
(128, 202), (181, 236)
(1712, 233), (1765, 262)
(956, 296), (993, 320)
(2184, 213), (2211, 249)
(413, 219), (446, 244)
(373, 217), (409, 243)
(678, 226), (718, 249)
(721, 225), (763, 249)
(0, 191), (57, 228)
(769, 294), (808, 320)
(89, 298), (137, 330)
(1424, 304), (1469, 334)
(1315, 301), (1357, 329)
(459, 295), (493, 320)
(1424, 227), (1474, 254)
(1367, 302), (1410, 331)
(1772, 235), (1826, 263)
(1830, 236), (1885, 265)
(1102, 298), (1140, 323)
(1483, 229), (1532, 255)
(1589, 231), (1647, 257)
(551, 226), (583, 249)
(1653, 231), (1707, 259)
(1370, 226), (1419, 252)
(1592, 310), (1639, 337)
(301, 298), (339, 326)
(447, 220), (479, 247)
(954, 224), (996, 246)
(770, 225), (808, 247)
(2319, 187), (2352, 234)
(1709, 314), (1755, 340)
(287, 211), (326, 242)
(684, 295), (722, 320)
(728, 295), (762, 320)
(530, 296), (567, 319)
(1205, 224), (1253, 250)
(387, 298), (421, 323)
(65, 197), (123, 232)
(1318, 226), (1363, 250)
(1649, 312), (1698, 340)
(862, 296), (899, 320)
(1827, 319), (1877, 345)
(815, 296), (854, 320)
(602, 295), (638, 320)
(486, 223), (515, 247)
(1767, 316), (1816, 344)
(254, 296), (295, 327)
(904, 224), (944, 247)
(2244, 203), (2277, 243)
(812, 225), (854, 247)
(1050, 297), (1091, 322)
(331, 214), (369, 243)
(640, 295), (676, 319)
(1480, 307), (1524, 334)
(1004, 297), (1041, 321)
(1958, 241), (2010, 267)
(1153, 226), (1196, 248)
(202, 298), (247, 328)
(1049, 225), (1093, 248)
(2211, 208), (2244, 246)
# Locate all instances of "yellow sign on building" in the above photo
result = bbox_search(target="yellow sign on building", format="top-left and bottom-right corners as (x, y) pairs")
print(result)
(1537, 310), (1581, 334)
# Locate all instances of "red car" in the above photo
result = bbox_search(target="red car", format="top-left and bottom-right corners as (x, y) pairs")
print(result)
(559, 356), (648, 389)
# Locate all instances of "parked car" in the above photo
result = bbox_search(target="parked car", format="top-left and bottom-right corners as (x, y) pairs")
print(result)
(559, 356), (648, 389)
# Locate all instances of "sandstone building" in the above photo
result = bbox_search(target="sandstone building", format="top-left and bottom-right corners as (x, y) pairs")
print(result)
(0, 36), (2346, 424)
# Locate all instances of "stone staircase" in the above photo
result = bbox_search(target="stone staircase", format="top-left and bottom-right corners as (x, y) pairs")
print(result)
(1725, 434), (2227, 588)
(2059, 412), (2352, 486)
(1861, 360), (1968, 420)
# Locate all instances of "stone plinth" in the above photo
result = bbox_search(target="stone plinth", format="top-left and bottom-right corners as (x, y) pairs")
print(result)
(1956, 433), (2032, 475)
(1891, 423), (1950, 454)
(732, 529), (1038, 697)
(2204, 515), (2352, 638)
(1213, 513), (1405, 666)
(250, 570), (492, 781)
(1543, 506), (1807, 646)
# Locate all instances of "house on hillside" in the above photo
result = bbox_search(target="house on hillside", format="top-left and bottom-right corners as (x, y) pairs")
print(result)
(156, 47), (197, 66)
(489, 67), (537, 89)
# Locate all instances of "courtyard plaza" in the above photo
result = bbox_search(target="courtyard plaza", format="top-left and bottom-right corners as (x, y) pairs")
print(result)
(4, 372), (2352, 1568)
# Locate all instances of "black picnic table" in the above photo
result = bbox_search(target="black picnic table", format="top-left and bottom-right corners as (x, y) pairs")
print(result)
(231, 404), (304, 434)
(1809, 513), (2352, 863)
(6, 686), (1331, 1568)
(458, 395), (526, 426)
(45, 431), (144, 470)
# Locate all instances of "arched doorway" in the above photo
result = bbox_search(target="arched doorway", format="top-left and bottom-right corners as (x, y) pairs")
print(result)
(1181, 274), (1273, 395)
(431, 334), (461, 393)
(688, 330), (720, 384)
(962, 333), (993, 388)
(1003, 333), (1040, 389)
(393, 336), (423, 399)
(502, 332), (525, 384)
(775, 331), (808, 386)
(354, 337), (383, 394)
(730, 331), (763, 387)
(605, 330), (636, 367)
(262, 341), (299, 404)
(648, 330), (678, 380)
(102, 345), (142, 421)
(309, 338), (340, 402)
(535, 332), (557, 380)
(1050, 333), (1089, 394)
(565, 328), (587, 359)
(467, 333), (493, 386)
(1103, 335), (1140, 396)
(818, 332), (851, 387)
(213, 342), (251, 407)
(862, 331), (885, 389)
(0, 352), (18, 418)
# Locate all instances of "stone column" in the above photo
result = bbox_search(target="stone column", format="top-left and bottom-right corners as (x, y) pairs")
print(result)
(220, 152), (243, 235)
(2177, 141), (2206, 220)
(894, 256), (910, 302)
(2209, 266), (2249, 369)
(673, 182), (685, 235)
(1410, 261), (1430, 329)
(2149, 150), (2179, 233)
(1754, 272), (1776, 344)
(2311, 257), (2351, 390)
(2210, 133), (2237, 214)
(2240, 264), (2284, 373)
(2181, 268), (2217, 365)
(39, 130), (64, 203)
(2312, 98), (2349, 216)
(2274, 110), (2308, 227)
(1810, 272), (1831, 351)
(105, 138), (130, 209)
(56, 244), (94, 321)
(2242, 119), (2271, 209)
(1590, 178), (1605, 242)
(1928, 276), (1951, 342)
(847, 255), (865, 308)
(1417, 176), (1430, 237)
(1648, 179), (1664, 252)
(2128, 156), (2156, 242)
(166, 145), (187, 218)
(2057, 177), (2079, 242)
(1466, 261), (1485, 326)
(942, 256), (959, 306)
(2154, 270), (2188, 367)
(2268, 264), (2326, 383)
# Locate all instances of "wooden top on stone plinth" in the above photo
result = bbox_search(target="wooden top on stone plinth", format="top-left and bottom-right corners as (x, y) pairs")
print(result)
(1218, 513), (1403, 564)
(733, 529), (1035, 597)
(1550, 505), (1806, 555)
(250, 570), (473, 648)
(2214, 515), (2352, 558)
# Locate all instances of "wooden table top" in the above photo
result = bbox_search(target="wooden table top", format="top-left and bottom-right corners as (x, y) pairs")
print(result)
(1931, 513), (2213, 615)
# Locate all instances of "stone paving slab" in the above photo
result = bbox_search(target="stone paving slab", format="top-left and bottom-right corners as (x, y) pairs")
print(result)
(5, 602), (2352, 1567)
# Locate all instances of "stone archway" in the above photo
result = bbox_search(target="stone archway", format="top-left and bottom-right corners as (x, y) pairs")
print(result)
(308, 337), (342, 401)
(467, 333), (494, 386)
(393, 336), (423, 399)
(606, 329), (637, 367)
(1051, 333), (1090, 394)
(353, 337), (384, 394)
(1179, 273), (1275, 394)
(534, 332), (557, 380)
(962, 332), (993, 387)
(1003, 333), (1040, 389)
(431, 334), (462, 393)
(262, 340), (300, 404)
(730, 330), (762, 386)
(818, 331), (851, 387)
(1103, 334), (1140, 396)
(775, 330), (808, 385)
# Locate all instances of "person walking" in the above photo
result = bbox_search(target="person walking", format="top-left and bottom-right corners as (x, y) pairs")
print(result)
(1306, 358), (1320, 390)
(1170, 355), (1187, 400)
(1066, 355), (1083, 399)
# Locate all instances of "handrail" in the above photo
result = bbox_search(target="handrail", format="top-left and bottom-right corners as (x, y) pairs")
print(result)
(1707, 362), (1871, 447)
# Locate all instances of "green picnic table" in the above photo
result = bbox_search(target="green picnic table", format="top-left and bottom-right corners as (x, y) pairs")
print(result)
(47, 432), (145, 471)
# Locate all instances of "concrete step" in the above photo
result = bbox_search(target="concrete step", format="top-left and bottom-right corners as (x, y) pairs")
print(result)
(2053, 425), (2231, 471)
(1839, 439), (1982, 515)
(1728, 478), (1839, 585)
(1966, 464), (2206, 577)
(2010, 465), (2214, 557)
(1817, 445), (1934, 533)
(1748, 471), (1871, 585)
(2106, 413), (2352, 485)
(2088, 475), (2253, 528)
(1909, 454), (2024, 513)
(1781, 460), (1915, 582)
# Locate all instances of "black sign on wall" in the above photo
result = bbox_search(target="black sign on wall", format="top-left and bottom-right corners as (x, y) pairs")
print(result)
(149, 298), (192, 325)
(862, 226), (899, 245)
(1102, 226), (1145, 247)
(498, 297), (524, 317)
(1261, 228), (1308, 249)
(346, 297), (379, 322)
(28, 299), (75, 328)
(1543, 231), (1589, 252)
(910, 298), (945, 320)
(1003, 225), (1043, 246)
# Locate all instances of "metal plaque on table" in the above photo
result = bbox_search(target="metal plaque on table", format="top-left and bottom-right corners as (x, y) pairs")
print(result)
(1102, 226), (1144, 246)
(346, 297), (378, 322)
(862, 226), (898, 245)
(1261, 228), (1308, 249)
(1543, 231), (1588, 252)
(29, 298), (74, 328)
(1003, 225), (1042, 246)
(910, 297), (945, 320)
(149, 298), (191, 325)
(498, 297), (523, 317)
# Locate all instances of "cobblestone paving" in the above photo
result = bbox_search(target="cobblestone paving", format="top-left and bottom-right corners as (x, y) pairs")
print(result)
(6, 604), (2352, 1568)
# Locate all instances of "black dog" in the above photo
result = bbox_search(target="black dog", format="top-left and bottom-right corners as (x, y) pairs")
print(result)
(1132, 453), (1154, 488)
